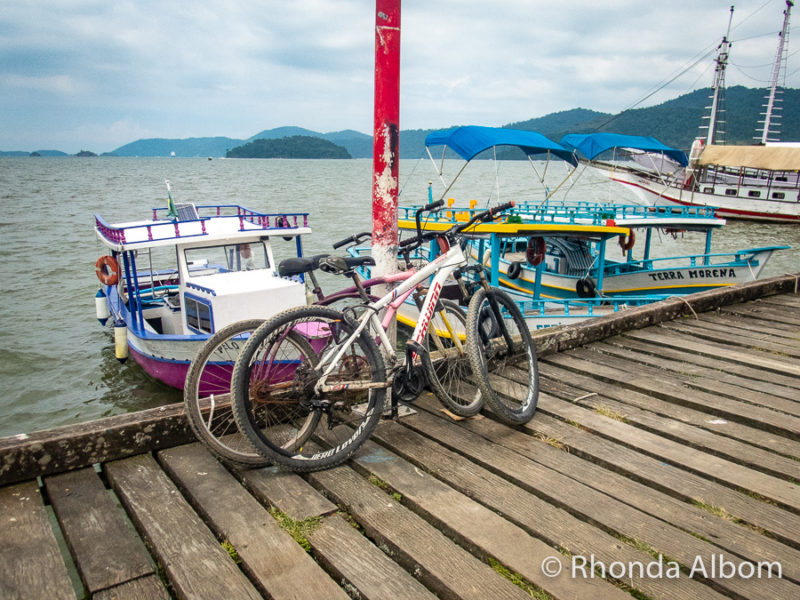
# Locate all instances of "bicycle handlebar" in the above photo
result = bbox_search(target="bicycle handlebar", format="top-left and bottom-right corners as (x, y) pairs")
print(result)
(332, 231), (371, 249)
(400, 200), (516, 254)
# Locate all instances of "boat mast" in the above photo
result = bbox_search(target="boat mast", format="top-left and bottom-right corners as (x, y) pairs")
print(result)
(700, 6), (734, 146)
(757, 0), (793, 144)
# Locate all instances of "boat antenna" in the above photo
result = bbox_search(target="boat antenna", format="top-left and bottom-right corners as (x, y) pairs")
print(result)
(700, 5), (734, 145)
(756, 0), (793, 144)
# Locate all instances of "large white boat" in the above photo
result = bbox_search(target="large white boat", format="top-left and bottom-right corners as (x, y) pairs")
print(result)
(93, 199), (312, 390)
(566, 2), (800, 223)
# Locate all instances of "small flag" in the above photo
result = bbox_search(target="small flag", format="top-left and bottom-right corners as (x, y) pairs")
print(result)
(165, 180), (178, 219)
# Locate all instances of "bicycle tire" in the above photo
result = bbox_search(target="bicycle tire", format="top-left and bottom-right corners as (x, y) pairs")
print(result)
(465, 288), (538, 425)
(232, 305), (386, 472)
(422, 299), (483, 417)
(183, 319), (269, 467)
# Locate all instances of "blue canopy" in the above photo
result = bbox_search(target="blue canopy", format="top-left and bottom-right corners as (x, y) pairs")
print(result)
(560, 133), (688, 166)
(425, 126), (577, 165)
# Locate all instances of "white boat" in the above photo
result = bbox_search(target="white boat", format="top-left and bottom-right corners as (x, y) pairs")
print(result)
(565, 2), (800, 223)
(93, 198), (312, 390)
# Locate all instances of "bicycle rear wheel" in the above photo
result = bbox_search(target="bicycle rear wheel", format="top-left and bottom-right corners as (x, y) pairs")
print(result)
(423, 299), (483, 417)
(232, 305), (386, 472)
(466, 288), (538, 425)
(183, 319), (269, 467)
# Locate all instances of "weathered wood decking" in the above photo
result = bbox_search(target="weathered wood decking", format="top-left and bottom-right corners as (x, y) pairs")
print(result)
(1, 275), (798, 600)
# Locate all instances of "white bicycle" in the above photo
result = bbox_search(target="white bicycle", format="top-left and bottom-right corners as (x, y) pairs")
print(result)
(231, 201), (539, 471)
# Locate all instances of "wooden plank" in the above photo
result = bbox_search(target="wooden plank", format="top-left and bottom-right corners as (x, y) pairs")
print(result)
(532, 392), (800, 510)
(603, 334), (800, 403)
(0, 481), (74, 600)
(560, 345), (800, 419)
(308, 464), (533, 600)
(624, 328), (800, 383)
(700, 311), (800, 341)
(104, 453), (262, 600)
(308, 514), (439, 600)
(382, 409), (800, 599)
(543, 353), (800, 438)
(0, 403), (194, 486)
(519, 408), (800, 547)
(541, 353), (800, 459)
(92, 574), (170, 600)
(360, 422), (739, 600)
(410, 395), (800, 587)
(754, 294), (800, 309)
(159, 443), (349, 600)
(44, 468), (154, 594)
(238, 466), (337, 521)
(346, 436), (634, 600)
(661, 320), (800, 358)
(678, 316), (800, 350)
(719, 303), (800, 327)
(229, 459), (439, 600)
(540, 374), (800, 480)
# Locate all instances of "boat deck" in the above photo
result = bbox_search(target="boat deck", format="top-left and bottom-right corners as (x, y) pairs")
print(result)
(1, 278), (798, 600)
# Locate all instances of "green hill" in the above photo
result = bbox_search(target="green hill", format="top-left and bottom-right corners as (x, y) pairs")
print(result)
(226, 135), (351, 159)
(5, 85), (795, 158)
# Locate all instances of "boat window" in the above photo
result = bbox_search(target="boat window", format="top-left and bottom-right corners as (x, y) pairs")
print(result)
(184, 242), (270, 276)
(702, 187), (714, 194)
(185, 295), (213, 333)
(725, 189), (738, 196)
(772, 192), (786, 200)
(747, 190), (761, 198)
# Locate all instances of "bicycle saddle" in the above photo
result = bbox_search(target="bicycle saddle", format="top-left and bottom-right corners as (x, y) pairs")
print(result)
(278, 254), (329, 277)
(319, 255), (376, 275)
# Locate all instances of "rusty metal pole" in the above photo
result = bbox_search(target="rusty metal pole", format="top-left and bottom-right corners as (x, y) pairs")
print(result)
(372, 0), (401, 345)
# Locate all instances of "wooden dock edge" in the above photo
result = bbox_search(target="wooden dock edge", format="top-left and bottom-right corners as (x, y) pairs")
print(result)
(1, 272), (797, 487)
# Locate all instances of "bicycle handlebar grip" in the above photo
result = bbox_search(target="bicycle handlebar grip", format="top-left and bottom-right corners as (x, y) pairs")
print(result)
(399, 236), (419, 248)
(481, 201), (515, 221)
(419, 199), (445, 213)
(332, 231), (371, 249)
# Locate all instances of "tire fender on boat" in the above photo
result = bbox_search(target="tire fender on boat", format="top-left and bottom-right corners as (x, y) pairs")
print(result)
(525, 236), (546, 266)
(507, 261), (523, 280)
(95, 255), (120, 286)
(618, 231), (636, 253)
(576, 277), (597, 298)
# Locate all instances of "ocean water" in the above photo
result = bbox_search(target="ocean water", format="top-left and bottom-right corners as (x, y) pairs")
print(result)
(0, 156), (798, 437)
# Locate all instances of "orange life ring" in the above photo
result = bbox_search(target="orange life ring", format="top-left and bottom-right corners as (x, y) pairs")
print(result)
(525, 237), (546, 266)
(95, 255), (119, 286)
(618, 231), (636, 252)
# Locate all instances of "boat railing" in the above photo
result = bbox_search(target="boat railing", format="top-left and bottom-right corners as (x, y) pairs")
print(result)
(604, 246), (788, 275)
(400, 202), (718, 227)
(516, 294), (674, 328)
(95, 205), (310, 245)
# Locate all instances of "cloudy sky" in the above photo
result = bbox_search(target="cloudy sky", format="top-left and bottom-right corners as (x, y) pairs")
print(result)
(1, 0), (797, 153)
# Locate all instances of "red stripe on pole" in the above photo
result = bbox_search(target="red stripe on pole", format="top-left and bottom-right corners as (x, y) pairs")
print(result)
(372, 0), (401, 277)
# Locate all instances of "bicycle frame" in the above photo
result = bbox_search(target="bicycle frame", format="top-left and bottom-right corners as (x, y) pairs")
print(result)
(315, 241), (468, 394)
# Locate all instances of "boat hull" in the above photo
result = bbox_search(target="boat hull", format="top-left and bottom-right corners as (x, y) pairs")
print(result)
(603, 166), (800, 223)
(470, 246), (778, 299)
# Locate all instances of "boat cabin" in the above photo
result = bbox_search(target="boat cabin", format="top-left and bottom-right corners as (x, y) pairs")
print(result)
(95, 204), (311, 340)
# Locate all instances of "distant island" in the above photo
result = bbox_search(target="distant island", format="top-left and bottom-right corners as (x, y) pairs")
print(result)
(2, 85), (797, 158)
(226, 135), (351, 159)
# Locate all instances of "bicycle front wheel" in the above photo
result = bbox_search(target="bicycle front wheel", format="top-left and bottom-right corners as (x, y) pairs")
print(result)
(232, 305), (386, 472)
(183, 319), (269, 467)
(423, 299), (483, 417)
(466, 288), (538, 425)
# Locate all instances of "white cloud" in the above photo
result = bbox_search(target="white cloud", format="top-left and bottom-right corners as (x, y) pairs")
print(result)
(0, 0), (795, 152)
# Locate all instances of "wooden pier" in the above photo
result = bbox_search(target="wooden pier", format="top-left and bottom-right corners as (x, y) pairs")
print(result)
(1, 274), (798, 600)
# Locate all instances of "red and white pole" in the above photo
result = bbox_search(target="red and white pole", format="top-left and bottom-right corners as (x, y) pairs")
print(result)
(371, 0), (401, 284)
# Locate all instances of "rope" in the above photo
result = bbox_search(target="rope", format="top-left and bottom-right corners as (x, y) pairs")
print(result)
(667, 295), (699, 319)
